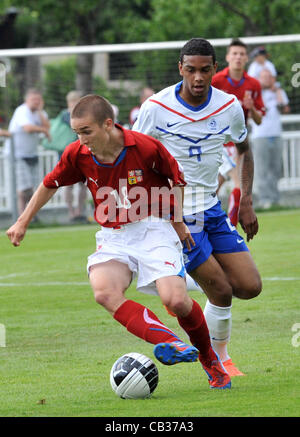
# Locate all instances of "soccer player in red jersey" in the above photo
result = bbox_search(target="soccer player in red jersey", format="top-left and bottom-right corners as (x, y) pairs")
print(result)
(212, 39), (265, 227)
(6, 94), (231, 389)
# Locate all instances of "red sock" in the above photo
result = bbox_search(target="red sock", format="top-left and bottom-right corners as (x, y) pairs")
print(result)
(177, 299), (211, 357)
(114, 300), (180, 345)
(228, 187), (241, 226)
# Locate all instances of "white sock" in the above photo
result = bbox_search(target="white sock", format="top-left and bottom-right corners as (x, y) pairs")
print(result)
(185, 274), (204, 293)
(203, 300), (232, 362)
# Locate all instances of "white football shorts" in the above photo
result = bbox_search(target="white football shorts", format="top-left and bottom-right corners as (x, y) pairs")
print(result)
(87, 217), (186, 295)
(219, 145), (237, 179)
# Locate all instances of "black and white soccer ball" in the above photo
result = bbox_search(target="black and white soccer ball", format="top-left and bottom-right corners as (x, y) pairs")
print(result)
(110, 352), (159, 399)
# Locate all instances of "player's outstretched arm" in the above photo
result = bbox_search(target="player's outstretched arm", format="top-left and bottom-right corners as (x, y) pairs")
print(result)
(235, 138), (259, 241)
(6, 183), (57, 247)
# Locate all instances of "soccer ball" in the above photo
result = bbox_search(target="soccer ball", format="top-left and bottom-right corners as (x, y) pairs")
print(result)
(110, 352), (159, 399)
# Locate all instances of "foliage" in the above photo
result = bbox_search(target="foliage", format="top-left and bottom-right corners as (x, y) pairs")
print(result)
(1, 0), (300, 115)
(43, 57), (76, 119)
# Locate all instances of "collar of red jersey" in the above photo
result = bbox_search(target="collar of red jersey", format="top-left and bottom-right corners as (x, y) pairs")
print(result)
(80, 123), (136, 155)
(222, 66), (249, 80)
(115, 123), (136, 146)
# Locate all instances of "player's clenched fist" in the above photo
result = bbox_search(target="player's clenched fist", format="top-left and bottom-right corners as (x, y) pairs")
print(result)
(6, 222), (27, 247)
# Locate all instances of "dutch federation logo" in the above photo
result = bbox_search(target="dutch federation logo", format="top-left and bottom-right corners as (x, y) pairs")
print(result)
(207, 118), (218, 131)
(128, 169), (143, 185)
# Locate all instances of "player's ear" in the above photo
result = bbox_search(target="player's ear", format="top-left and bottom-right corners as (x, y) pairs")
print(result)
(213, 61), (218, 74)
(103, 118), (114, 130)
(178, 61), (183, 77)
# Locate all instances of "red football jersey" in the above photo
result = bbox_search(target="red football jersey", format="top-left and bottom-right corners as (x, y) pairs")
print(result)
(43, 124), (185, 227)
(212, 67), (265, 121)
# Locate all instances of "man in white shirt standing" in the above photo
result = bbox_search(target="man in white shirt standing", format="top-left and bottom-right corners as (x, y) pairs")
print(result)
(8, 88), (50, 214)
(133, 38), (262, 377)
(251, 69), (290, 208)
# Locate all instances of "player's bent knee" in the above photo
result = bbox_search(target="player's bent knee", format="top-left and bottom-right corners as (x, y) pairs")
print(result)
(161, 295), (192, 318)
(93, 288), (124, 311)
(249, 276), (263, 298)
(233, 275), (262, 300)
(94, 290), (111, 306)
(193, 273), (233, 306)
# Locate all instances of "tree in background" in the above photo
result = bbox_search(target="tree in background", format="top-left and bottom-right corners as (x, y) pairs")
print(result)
(0, 0), (300, 117)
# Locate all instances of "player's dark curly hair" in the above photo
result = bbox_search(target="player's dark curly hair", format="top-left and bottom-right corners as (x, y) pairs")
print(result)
(179, 38), (216, 64)
(227, 38), (248, 53)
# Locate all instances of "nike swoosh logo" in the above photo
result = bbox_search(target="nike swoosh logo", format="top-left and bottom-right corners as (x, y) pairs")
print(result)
(167, 122), (179, 127)
(237, 239), (244, 244)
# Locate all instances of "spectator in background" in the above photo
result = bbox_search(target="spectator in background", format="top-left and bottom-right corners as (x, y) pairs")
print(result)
(43, 90), (88, 222)
(61, 91), (88, 223)
(6, 88), (50, 214)
(251, 69), (290, 209)
(0, 128), (10, 137)
(129, 87), (154, 127)
(111, 104), (120, 124)
(212, 39), (265, 226)
(248, 46), (277, 79)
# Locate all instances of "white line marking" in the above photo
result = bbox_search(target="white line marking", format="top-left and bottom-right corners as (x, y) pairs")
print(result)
(0, 224), (98, 237)
(0, 277), (299, 288)
(0, 282), (89, 287)
(0, 270), (81, 280)
(263, 277), (300, 281)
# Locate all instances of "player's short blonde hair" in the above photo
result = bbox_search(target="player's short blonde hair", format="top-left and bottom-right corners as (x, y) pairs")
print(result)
(71, 94), (114, 126)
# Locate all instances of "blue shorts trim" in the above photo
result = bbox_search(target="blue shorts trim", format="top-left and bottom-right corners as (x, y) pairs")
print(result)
(177, 264), (186, 278)
(183, 201), (249, 273)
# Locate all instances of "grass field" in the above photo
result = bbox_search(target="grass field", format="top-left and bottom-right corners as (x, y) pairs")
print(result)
(0, 209), (299, 417)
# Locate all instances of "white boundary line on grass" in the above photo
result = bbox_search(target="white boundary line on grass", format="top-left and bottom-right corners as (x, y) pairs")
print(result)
(0, 281), (89, 287)
(0, 277), (299, 287)
(263, 277), (300, 281)
(0, 224), (98, 237)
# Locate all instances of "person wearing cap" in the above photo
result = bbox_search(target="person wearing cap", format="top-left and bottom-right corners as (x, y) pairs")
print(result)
(247, 46), (277, 79)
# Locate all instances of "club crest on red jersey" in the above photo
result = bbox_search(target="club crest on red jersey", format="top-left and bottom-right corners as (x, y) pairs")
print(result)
(128, 169), (143, 185)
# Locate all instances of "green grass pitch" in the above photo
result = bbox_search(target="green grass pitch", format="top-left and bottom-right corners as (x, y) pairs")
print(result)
(0, 209), (299, 417)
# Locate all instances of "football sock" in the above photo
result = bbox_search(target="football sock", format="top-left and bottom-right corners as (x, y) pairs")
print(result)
(228, 187), (241, 226)
(114, 299), (180, 345)
(177, 299), (211, 357)
(203, 300), (232, 362)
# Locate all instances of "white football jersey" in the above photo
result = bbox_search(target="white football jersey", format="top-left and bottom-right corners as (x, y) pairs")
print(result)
(133, 83), (247, 214)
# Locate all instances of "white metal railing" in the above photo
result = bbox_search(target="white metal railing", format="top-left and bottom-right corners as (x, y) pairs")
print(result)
(1, 115), (300, 213)
(279, 131), (300, 190)
(0, 141), (81, 213)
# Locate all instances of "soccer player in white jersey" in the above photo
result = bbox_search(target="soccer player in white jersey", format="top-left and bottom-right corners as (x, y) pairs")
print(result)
(133, 38), (262, 377)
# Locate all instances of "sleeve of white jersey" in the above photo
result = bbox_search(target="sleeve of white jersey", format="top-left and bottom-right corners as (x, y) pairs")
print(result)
(132, 100), (157, 138)
(225, 99), (248, 144)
